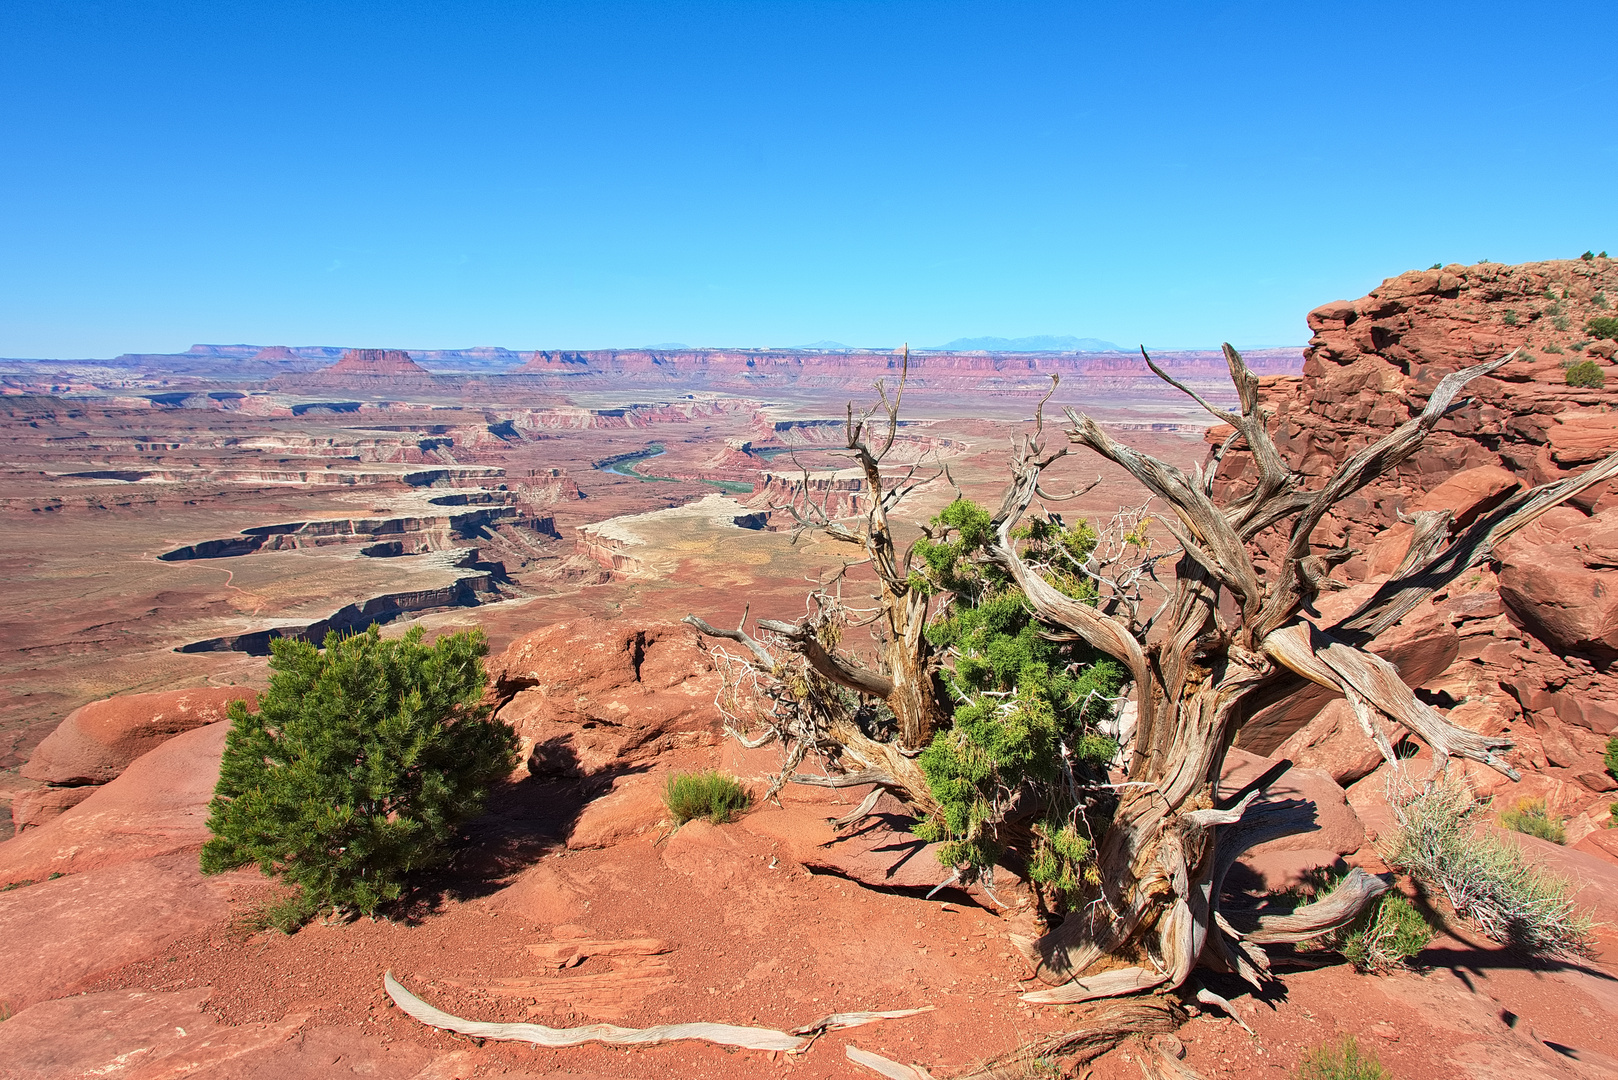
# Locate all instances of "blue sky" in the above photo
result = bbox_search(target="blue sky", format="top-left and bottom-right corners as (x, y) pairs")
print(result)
(2, 2), (1613, 357)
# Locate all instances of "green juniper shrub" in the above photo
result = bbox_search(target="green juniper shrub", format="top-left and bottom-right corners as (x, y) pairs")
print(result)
(1565, 360), (1606, 390)
(1585, 315), (1618, 340)
(1607, 736), (1618, 780)
(1609, 801), (1618, 829)
(200, 626), (517, 927)
(1583, 251), (1596, 261)
(1499, 796), (1566, 844)
(1295, 1035), (1390, 1080)
(1285, 868), (1433, 972)
(1501, 309), (1518, 326)
(1340, 892), (1434, 973)
(663, 770), (752, 825)
(909, 498), (1124, 908)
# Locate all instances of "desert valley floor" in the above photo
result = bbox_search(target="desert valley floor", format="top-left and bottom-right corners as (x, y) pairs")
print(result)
(4, 260), (1618, 1079)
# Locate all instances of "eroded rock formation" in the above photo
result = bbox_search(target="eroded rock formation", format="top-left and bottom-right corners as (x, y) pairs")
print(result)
(1215, 257), (1618, 852)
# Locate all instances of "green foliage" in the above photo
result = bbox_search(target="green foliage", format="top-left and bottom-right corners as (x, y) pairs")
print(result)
(1544, 342), (1565, 355)
(1340, 893), (1434, 972)
(1285, 868), (1433, 972)
(1565, 360), (1606, 389)
(663, 770), (752, 825)
(1500, 796), (1566, 844)
(1606, 736), (1618, 780)
(1295, 1036), (1390, 1080)
(1387, 780), (1593, 957)
(1594, 291), (1610, 309)
(1501, 309), (1518, 326)
(910, 498), (1123, 903)
(200, 626), (517, 925)
(1585, 315), (1618, 340)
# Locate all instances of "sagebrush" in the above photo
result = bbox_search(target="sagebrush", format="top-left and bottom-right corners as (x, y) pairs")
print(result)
(1386, 779), (1593, 958)
(663, 770), (752, 825)
(200, 626), (517, 925)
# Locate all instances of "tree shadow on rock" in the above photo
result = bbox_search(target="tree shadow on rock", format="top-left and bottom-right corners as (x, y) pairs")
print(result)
(397, 735), (653, 920)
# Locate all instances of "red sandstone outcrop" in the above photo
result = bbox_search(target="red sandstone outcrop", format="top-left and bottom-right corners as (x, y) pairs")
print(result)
(326, 348), (433, 377)
(266, 347), (436, 389)
(486, 618), (724, 776)
(21, 686), (255, 788)
(1213, 257), (1618, 855)
(0, 721), (227, 886)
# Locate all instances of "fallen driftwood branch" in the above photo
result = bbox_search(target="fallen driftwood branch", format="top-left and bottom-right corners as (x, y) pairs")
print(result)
(384, 971), (929, 1053)
(846, 1044), (937, 1079)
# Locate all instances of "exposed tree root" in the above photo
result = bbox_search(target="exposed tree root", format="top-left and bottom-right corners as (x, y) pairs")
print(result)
(384, 971), (930, 1053)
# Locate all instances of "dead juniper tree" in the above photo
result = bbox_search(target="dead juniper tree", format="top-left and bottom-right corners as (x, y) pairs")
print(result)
(686, 345), (1618, 1036)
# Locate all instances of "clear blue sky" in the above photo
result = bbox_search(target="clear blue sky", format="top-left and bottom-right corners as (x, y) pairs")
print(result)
(2, 2), (1613, 357)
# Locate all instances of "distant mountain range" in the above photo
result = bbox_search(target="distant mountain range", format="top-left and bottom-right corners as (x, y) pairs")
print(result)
(930, 335), (1124, 352)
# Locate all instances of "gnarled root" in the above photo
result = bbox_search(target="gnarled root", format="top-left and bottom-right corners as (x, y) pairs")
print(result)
(958, 995), (1189, 1078)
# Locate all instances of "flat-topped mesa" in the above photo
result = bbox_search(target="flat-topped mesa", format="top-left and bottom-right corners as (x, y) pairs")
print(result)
(327, 349), (433, 377)
(516, 346), (1306, 387)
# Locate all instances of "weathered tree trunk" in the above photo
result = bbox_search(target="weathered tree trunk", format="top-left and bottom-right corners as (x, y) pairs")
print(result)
(689, 343), (1618, 1018)
(992, 346), (1618, 996)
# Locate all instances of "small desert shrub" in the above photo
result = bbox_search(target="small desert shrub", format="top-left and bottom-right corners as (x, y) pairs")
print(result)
(1499, 797), (1567, 844)
(1586, 315), (1618, 340)
(1285, 869), (1433, 972)
(1566, 359), (1607, 389)
(1544, 342), (1565, 354)
(1595, 291), (1610, 309)
(1606, 736), (1618, 780)
(201, 626), (517, 927)
(1552, 314), (1572, 332)
(663, 770), (752, 825)
(1341, 892), (1434, 973)
(1387, 779), (1594, 958)
(1502, 309), (1518, 325)
(1295, 1035), (1389, 1080)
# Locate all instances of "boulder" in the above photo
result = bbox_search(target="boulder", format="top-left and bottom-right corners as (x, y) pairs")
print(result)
(792, 793), (949, 890)
(659, 818), (764, 895)
(0, 720), (226, 886)
(20, 686), (254, 787)
(1220, 748), (1367, 858)
(489, 619), (723, 776)
(492, 862), (587, 925)
(1498, 547), (1618, 659)
(1273, 698), (1390, 787)
(1411, 464), (1521, 527)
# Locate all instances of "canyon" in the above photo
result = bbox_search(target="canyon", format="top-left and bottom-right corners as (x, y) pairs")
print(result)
(2, 261), (1618, 1079)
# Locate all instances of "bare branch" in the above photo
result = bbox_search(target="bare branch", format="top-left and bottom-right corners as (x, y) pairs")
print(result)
(756, 618), (896, 699)
(682, 614), (777, 669)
